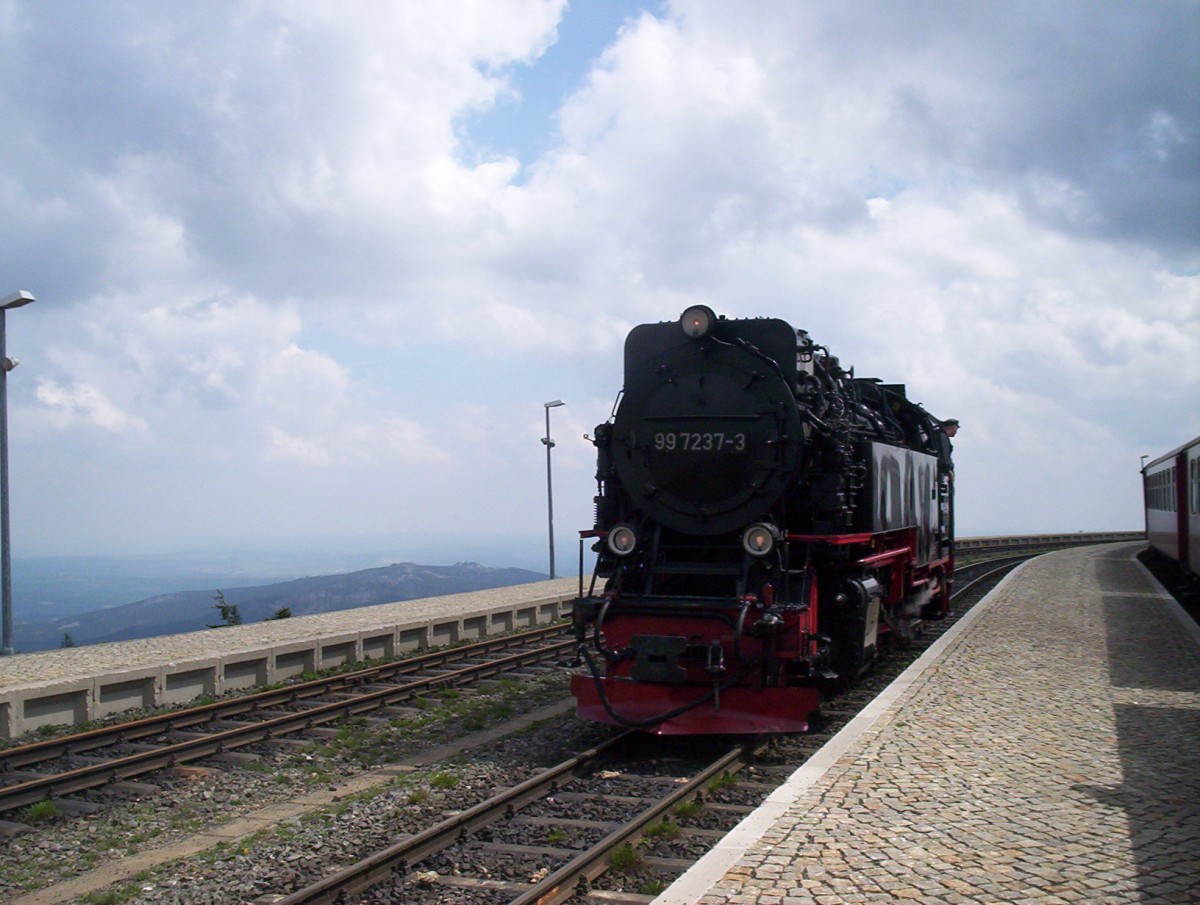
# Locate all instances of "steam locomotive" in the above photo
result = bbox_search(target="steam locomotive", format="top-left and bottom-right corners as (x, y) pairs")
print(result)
(570, 307), (954, 734)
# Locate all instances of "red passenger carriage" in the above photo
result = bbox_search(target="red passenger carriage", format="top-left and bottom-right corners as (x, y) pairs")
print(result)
(1143, 435), (1200, 575)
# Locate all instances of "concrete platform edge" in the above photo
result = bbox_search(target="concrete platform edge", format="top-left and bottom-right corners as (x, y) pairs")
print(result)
(652, 558), (1036, 905)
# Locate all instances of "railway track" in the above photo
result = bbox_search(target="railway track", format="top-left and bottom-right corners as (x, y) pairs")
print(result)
(0, 625), (574, 815)
(261, 555), (1026, 904)
(273, 731), (754, 905)
(0, 544), (1075, 901)
(0, 554), (1024, 820)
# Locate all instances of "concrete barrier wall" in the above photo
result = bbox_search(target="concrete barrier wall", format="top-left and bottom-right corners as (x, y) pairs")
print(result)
(0, 579), (577, 741)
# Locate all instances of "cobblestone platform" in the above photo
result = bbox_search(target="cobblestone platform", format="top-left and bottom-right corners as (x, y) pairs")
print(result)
(657, 544), (1200, 905)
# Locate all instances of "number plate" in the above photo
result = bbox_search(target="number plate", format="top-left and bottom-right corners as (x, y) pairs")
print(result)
(652, 431), (747, 453)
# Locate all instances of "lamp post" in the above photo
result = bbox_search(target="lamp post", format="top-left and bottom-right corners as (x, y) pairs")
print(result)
(0, 290), (34, 656)
(542, 400), (565, 579)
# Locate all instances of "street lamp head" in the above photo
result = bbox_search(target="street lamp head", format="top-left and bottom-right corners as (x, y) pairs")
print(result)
(544, 399), (565, 409)
(0, 291), (34, 310)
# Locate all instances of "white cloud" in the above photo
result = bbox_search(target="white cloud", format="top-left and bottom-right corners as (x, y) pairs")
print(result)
(2, 0), (1196, 559)
(34, 380), (147, 434)
(264, 426), (330, 466)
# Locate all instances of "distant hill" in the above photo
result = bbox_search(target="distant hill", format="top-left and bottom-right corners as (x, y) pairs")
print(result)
(21, 561), (546, 652)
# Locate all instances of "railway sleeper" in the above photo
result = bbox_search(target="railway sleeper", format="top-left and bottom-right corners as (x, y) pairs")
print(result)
(358, 683), (420, 694)
(702, 801), (756, 817)
(258, 737), (313, 752)
(95, 779), (160, 799)
(0, 770), (49, 783)
(208, 718), (267, 730)
(552, 791), (659, 806)
(512, 815), (622, 831)
(205, 750), (261, 765)
(45, 797), (103, 817)
(476, 840), (579, 858)
(163, 730), (212, 743)
(377, 705), (424, 719)
(414, 875), (532, 895)
(113, 742), (165, 755)
(0, 819), (32, 839)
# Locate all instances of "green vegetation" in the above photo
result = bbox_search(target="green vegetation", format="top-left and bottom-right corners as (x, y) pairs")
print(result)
(310, 717), (396, 767)
(80, 887), (139, 905)
(26, 800), (59, 822)
(640, 879), (668, 895)
(610, 843), (643, 872)
(673, 799), (702, 820)
(208, 590), (242, 626)
(709, 772), (739, 792)
(430, 770), (459, 789)
(644, 818), (681, 840)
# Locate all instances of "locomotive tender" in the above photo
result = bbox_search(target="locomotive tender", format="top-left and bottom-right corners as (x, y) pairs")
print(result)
(570, 307), (955, 734)
(1142, 435), (1200, 575)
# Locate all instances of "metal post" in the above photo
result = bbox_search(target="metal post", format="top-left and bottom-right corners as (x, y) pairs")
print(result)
(542, 400), (564, 579)
(0, 310), (9, 656)
(0, 290), (34, 657)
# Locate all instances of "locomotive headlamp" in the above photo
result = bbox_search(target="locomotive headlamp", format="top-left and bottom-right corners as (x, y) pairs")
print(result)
(742, 523), (780, 556)
(606, 524), (639, 556)
(680, 305), (716, 340)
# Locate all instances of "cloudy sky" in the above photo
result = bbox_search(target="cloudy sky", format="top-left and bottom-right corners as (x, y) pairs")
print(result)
(0, 0), (1196, 573)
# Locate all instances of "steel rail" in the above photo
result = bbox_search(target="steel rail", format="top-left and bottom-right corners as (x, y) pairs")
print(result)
(949, 557), (1028, 602)
(511, 743), (750, 905)
(0, 623), (570, 772)
(273, 730), (638, 905)
(0, 635), (575, 814)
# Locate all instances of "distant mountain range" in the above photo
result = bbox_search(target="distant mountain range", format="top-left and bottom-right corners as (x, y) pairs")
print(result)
(19, 561), (546, 653)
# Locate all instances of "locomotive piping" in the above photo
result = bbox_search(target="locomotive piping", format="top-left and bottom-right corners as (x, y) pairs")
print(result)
(733, 600), (750, 661)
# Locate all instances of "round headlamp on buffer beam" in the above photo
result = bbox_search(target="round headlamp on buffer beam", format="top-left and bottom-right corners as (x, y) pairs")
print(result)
(606, 523), (639, 556)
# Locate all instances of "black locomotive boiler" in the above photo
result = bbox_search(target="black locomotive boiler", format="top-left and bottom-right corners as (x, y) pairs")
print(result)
(570, 307), (955, 734)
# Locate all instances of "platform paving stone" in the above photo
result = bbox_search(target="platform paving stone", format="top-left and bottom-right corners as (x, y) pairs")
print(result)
(670, 545), (1200, 905)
